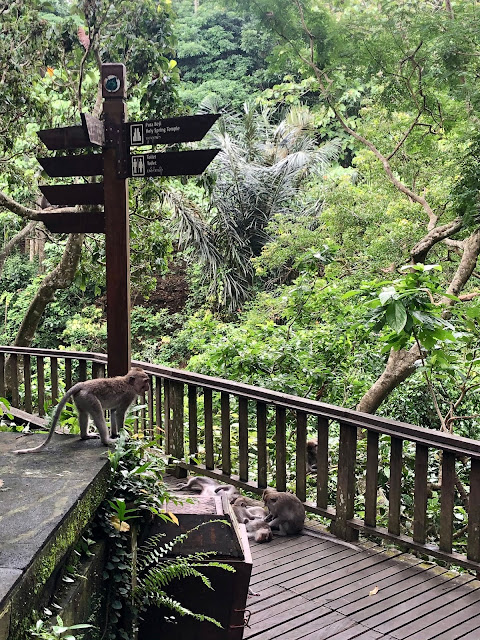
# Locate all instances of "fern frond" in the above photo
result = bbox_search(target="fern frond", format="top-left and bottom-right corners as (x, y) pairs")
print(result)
(154, 595), (223, 628)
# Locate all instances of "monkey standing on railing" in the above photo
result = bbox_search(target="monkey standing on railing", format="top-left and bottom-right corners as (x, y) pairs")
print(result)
(16, 367), (150, 454)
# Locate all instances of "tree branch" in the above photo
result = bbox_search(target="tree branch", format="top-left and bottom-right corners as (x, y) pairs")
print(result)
(410, 218), (463, 263)
(0, 189), (83, 221)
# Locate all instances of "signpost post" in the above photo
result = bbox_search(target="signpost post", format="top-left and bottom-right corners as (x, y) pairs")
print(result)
(36, 63), (220, 376)
(101, 63), (131, 377)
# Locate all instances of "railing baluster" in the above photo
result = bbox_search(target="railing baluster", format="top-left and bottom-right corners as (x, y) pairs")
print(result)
(50, 357), (58, 405)
(164, 378), (170, 450)
(388, 436), (403, 537)
(221, 391), (231, 476)
(147, 375), (154, 439)
(92, 361), (104, 378)
(275, 406), (287, 492)
(296, 410), (307, 502)
(413, 444), (429, 544)
(468, 457), (480, 563)
(188, 384), (198, 460)
(238, 397), (249, 482)
(24, 354), (32, 413)
(0, 353), (5, 398)
(78, 359), (87, 382)
(365, 430), (379, 527)
(439, 451), (455, 553)
(334, 421), (358, 541)
(155, 376), (162, 442)
(257, 401), (267, 489)
(204, 388), (214, 470)
(317, 417), (329, 510)
(139, 393), (146, 435)
(65, 358), (72, 390)
(170, 381), (186, 478)
(37, 356), (45, 416)
(10, 354), (18, 407)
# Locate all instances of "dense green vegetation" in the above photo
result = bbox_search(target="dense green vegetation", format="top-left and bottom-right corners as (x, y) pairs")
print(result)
(2, 0), (480, 440)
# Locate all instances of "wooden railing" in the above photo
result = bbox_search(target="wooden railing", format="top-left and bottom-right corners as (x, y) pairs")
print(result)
(2, 346), (480, 573)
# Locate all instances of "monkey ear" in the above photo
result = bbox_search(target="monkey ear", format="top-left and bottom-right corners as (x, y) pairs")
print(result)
(128, 375), (136, 385)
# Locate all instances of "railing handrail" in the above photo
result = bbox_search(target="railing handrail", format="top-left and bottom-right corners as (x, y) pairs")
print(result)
(2, 345), (480, 458)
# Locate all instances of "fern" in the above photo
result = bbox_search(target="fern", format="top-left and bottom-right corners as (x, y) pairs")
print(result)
(134, 521), (235, 629)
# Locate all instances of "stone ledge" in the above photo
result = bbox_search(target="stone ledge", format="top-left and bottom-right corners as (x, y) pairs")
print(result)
(0, 432), (110, 640)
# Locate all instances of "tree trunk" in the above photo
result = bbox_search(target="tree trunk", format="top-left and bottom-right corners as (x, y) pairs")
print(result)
(0, 221), (36, 278)
(4, 233), (84, 394)
(14, 233), (84, 346)
(356, 345), (421, 414)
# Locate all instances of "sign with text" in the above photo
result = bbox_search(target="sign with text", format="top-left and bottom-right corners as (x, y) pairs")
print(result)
(127, 114), (219, 146)
(129, 149), (220, 178)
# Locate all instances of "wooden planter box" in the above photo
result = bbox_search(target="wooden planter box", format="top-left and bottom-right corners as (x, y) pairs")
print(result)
(137, 494), (252, 640)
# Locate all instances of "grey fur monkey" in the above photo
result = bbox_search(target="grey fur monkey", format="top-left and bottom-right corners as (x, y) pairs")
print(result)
(233, 497), (265, 520)
(233, 503), (255, 524)
(263, 487), (305, 535)
(177, 476), (220, 496)
(245, 518), (273, 543)
(16, 367), (150, 454)
(214, 484), (241, 503)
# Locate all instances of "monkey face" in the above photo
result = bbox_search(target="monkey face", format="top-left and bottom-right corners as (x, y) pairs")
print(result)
(128, 368), (150, 393)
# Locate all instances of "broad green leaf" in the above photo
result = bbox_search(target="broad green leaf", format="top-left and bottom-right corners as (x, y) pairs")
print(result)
(385, 301), (407, 333)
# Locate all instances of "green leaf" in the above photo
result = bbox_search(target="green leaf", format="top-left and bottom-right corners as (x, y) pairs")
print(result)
(385, 301), (407, 333)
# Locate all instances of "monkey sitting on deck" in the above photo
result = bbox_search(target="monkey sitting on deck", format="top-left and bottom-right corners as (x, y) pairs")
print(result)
(263, 487), (305, 535)
(16, 367), (150, 454)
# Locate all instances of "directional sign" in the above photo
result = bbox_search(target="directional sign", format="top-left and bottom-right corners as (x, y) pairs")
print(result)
(127, 114), (220, 147)
(129, 149), (219, 178)
(38, 113), (104, 150)
(39, 183), (104, 206)
(38, 154), (103, 178)
(36, 212), (105, 234)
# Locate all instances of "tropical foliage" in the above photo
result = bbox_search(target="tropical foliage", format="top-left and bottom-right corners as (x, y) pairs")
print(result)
(2, 0), (480, 431)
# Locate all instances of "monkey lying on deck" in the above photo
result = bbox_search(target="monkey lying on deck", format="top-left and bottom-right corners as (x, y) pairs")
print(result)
(16, 367), (150, 454)
(177, 476), (240, 502)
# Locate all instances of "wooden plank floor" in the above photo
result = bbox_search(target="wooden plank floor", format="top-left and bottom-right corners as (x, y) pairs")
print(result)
(245, 529), (480, 640)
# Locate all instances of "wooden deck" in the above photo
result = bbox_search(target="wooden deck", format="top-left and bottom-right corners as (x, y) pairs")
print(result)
(245, 530), (480, 640)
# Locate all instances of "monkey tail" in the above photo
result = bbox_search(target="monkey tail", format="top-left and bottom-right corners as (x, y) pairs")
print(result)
(15, 386), (79, 454)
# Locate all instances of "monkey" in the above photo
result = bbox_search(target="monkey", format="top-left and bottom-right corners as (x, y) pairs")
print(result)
(233, 502), (256, 524)
(177, 476), (220, 496)
(233, 494), (261, 507)
(16, 367), (150, 454)
(233, 497), (266, 520)
(245, 518), (273, 543)
(307, 439), (318, 473)
(214, 484), (241, 503)
(262, 487), (305, 536)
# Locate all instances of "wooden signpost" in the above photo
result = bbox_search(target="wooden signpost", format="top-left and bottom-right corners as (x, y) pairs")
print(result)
(36, 63), (220, 376)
